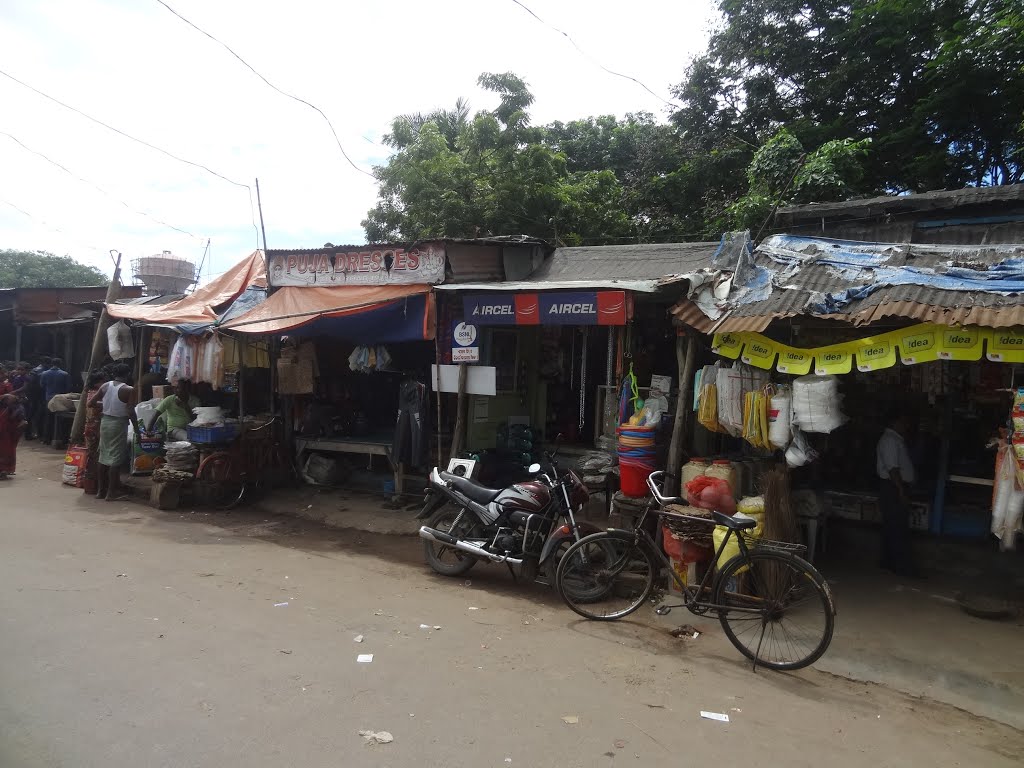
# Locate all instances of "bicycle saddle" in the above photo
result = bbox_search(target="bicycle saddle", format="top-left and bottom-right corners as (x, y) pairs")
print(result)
(711, 511), (758, 530)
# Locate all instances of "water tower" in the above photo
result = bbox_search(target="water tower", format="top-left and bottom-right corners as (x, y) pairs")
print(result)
(131, 250), (197, 295)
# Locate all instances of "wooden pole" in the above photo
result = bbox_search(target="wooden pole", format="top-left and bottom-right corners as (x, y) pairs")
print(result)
(665, 330), (697, 496)
(70, 252), (122, 444)
(255, 178), (268, 253)
(450, 363), (468, 459)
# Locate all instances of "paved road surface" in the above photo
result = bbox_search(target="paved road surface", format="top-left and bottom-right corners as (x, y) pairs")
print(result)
(1, 445), (1021, 767)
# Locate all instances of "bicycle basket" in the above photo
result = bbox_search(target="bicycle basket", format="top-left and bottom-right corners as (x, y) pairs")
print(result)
(739, 532), (807, 555)
(661, 504), (715, 548)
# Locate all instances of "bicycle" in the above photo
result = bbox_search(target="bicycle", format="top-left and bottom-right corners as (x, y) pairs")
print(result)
(195, 417), (294, 509)
(555, 471), (836, 671)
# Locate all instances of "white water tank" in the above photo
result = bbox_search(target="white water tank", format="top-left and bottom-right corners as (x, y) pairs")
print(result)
(132, 250), (197, 295)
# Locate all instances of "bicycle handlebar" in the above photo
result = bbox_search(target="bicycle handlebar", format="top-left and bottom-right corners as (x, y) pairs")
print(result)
(646, 470), (685, 506)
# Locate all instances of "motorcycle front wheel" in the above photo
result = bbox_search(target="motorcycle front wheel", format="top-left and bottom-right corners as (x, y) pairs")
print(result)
(423, 506), (481, 577)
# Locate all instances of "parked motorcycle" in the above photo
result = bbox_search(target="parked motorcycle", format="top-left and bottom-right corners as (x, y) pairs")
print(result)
(416, 450), (603, 586)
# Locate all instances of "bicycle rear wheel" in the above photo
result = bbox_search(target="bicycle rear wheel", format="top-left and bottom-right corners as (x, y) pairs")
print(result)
(556, 533), (658, 621)
(714, 550), (835, 671)
(196, 452), (245, 510)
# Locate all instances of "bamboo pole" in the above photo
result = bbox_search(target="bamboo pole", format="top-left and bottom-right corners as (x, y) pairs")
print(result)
(70, 253), (122, 444)
(665, 330), (697, 497)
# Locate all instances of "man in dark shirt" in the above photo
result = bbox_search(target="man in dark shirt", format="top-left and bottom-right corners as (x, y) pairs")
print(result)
(38, 358), (72, 445)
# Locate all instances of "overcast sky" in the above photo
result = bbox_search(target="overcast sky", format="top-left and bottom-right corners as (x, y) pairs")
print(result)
(0, 0), (717, 283)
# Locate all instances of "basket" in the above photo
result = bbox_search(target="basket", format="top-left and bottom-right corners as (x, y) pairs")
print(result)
(661, 504), (715, 548)
(186, 423), (239, 444)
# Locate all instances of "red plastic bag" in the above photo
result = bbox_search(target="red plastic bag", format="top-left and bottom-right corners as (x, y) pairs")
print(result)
(685, 475), (735, 513)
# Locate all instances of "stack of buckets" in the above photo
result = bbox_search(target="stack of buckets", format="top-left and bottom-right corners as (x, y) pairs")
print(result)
(617, 425), (657, 497)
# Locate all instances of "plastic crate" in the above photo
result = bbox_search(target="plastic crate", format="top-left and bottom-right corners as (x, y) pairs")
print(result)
(186, 424), (239, 444)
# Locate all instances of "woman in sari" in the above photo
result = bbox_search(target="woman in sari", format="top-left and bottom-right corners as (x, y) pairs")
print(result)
(81, 370), (108, 494)
(0, 393), (27, 479)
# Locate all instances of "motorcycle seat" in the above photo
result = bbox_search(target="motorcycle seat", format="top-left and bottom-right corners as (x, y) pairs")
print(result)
(440, 471), (503, 504)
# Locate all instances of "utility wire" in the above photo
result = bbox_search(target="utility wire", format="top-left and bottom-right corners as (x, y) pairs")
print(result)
(0, 68), (250, 190)
(155, 0), (376, 180)
(509, 0), (680, 109)
(0, 67), (260, 245)
(0, 197), (102, 253)
(1, 130), (203, 242)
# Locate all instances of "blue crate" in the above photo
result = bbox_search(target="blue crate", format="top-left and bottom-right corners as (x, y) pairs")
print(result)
(186, 424), (238, 444)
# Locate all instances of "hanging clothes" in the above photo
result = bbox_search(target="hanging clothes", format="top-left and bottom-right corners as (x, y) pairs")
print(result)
(392, 380), (428, 468)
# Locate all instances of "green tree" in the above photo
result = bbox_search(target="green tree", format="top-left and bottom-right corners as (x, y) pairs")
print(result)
(672, 1), (1024, 193)
(728, 129), (871, 229)
(0, 249), (106, 288)
(363, 73), (633, 245)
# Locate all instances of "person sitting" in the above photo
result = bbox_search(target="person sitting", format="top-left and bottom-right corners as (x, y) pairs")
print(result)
(147, 379), (199, 441)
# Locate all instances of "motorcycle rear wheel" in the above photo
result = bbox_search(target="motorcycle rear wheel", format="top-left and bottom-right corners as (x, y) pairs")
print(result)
(424, 506), (480, 577)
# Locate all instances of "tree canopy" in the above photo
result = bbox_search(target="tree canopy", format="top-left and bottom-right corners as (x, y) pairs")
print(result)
(0, 249), (107, 288)
(364, 2), (1024, 244)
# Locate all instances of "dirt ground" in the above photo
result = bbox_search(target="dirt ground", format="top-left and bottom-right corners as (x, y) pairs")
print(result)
(1, 443), (1022, 767)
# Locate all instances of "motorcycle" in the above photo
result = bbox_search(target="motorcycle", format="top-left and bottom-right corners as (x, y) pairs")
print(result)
(416, 450), (603, 586)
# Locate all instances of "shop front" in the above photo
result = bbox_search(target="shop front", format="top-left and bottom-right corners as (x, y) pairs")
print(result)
(221, 244), (444, 495)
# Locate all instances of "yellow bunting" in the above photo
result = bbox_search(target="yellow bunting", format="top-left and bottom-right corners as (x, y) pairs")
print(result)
(897, 326), (942, 365)
(712, 332), (743, 359)
(854, 336), (897, 372)
(814, 347), (853, 375)
(740, 337), (777, 369)
(714, 323), (1023, 374)
(987, 327), (1024, 363)
(938, 326), (987, 361)
(775, 346), (814, 375)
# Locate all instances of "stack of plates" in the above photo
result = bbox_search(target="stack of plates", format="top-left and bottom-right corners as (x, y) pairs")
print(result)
(164, 441), (198, 473)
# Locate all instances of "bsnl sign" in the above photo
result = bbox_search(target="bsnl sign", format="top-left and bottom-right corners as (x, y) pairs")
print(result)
(464, 291), (630, 326)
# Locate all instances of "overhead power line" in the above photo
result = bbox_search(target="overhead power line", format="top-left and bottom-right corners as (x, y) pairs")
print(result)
(0, 197), (102, 253)
(508, 0), (681, 109)
(1, 130), (203, 241)
(0, 68), (250, 190)
(0, 68), (260, 250)
(155, 0), (376, 180)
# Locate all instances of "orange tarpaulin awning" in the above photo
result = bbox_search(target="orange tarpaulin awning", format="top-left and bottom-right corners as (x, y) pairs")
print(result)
(219, 283), (435, 339)
(107, 250), (266, 325)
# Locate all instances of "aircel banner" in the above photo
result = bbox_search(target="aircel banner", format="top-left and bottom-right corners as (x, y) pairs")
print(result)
(464, 291), (629, 326)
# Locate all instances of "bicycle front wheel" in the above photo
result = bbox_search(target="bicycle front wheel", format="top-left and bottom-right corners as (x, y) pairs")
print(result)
(196, 452), (245, 510)
(555, 533), (658, 621)
(714, 550), (835, 671)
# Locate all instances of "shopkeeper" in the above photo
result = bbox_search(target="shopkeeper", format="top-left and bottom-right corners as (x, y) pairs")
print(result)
(147, 379), (200, 440)
(876, 409), (919, 578)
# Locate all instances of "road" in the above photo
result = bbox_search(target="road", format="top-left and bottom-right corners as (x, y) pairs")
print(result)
(1, 445), (1021, 768)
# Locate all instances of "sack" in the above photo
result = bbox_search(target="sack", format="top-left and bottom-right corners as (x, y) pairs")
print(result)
(62, 445), (87, 487)
(792, 375), (846, 434)
(713, 515), (764, 572)
(742, 390), (771, 449)
(768, 391), (792, 449)
(107, 320), (135, 360)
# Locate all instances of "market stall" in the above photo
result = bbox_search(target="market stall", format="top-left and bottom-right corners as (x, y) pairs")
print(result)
(220, 250), (441, 495)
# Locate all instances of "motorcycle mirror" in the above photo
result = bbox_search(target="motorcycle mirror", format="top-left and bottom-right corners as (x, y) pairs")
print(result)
(527, 462), (542, 474)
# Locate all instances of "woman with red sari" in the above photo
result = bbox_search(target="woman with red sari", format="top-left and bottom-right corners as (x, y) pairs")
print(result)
(0, 393), (27, 479)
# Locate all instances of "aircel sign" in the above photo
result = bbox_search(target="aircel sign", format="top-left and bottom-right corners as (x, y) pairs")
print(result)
(463, 291), (629, 326)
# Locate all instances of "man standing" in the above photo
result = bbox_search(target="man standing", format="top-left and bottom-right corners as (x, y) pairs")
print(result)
(876, 410), (919, 577)
(147, 379), (199, 441)
(38, 358), (72, 446)
(88, 364), (139, 501)
(25, 357), (49, 440)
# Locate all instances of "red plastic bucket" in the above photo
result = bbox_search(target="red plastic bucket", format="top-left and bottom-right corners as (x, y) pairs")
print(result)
(620, 461), (653, 497)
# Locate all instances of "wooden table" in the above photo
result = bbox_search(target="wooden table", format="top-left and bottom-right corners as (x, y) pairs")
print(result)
(293, 435), (405, 494)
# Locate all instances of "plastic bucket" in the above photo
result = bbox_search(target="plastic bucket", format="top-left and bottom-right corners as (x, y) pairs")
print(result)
(620, 461), (654, 497)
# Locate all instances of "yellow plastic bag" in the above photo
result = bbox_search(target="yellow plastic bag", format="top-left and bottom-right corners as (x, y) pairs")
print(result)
(698, 383), (726, 433)
(713, 515), (764, 573)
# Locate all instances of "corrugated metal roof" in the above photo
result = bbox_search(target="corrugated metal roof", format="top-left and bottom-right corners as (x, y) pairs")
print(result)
(542, 242), (719, 282)
(675, 235), (1024, 332)
(264, 235), (550, 257)
(777, 183), (1024, 221)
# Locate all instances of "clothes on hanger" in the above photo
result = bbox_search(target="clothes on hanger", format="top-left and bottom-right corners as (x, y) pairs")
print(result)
(392, 379), (428, 468)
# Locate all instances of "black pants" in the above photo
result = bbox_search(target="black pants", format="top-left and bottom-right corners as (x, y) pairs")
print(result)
(879, 480), (913, 572)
